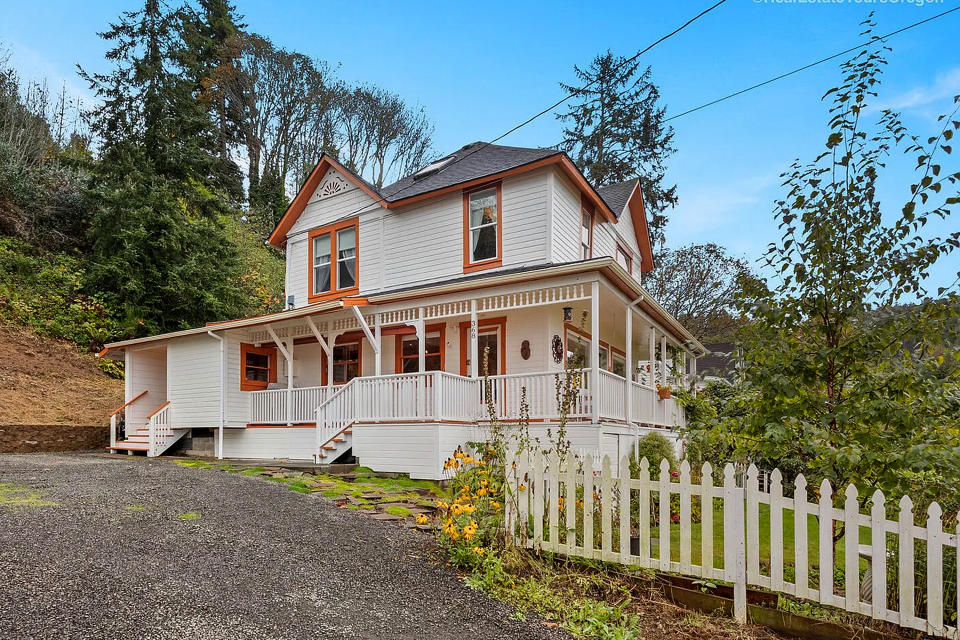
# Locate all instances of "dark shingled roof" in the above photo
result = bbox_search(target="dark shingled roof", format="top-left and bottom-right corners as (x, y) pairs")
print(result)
(596, 179), (639, 219)
(379, 142), (561, 201)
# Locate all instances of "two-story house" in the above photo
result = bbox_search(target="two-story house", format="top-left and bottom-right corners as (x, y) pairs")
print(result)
(100, 142), (705, 479)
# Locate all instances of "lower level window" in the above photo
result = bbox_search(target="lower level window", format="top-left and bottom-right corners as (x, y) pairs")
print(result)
(333, 342), (360, 384)
(399, 330), (443, 373)
(240, 344), (276, 391)
(611, 352), (627, 377)
(566, 330), (590, 369)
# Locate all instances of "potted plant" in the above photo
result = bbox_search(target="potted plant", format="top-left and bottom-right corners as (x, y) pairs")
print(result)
(657, 384), (672, 400)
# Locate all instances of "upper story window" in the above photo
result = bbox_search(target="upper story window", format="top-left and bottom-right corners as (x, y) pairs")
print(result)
(308, 218), (359, 302)
(581, 207), (594, 260)
(463, 183), (502, 273)
(616, 245), (632, 273)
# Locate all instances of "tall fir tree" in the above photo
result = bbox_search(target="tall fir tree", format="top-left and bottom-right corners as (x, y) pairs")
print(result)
(557, 51), (676, 246)
(80, 0), (246, 336)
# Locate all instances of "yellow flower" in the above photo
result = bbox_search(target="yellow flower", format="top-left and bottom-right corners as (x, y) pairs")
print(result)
(463, 456), (475, 465)
(473, 546), (485, 556)
(479, 479), (489, 487)
(454, 451), (465, 459)
(492, 502), (501, 510)
(476, 487), (488, 497)
(436, 501), (449, 510)
(518, 484), (526, 492)
(461, 504), (476, 514)
(415, 514), (429, 525)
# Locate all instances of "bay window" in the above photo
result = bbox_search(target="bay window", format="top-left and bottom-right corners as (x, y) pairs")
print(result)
(308, 218), (359, 302)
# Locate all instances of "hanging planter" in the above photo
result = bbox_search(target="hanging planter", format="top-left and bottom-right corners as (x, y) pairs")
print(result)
(657, 385), (672, 400)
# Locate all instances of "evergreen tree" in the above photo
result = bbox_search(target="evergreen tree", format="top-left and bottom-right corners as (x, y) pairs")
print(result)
(557, 51), (676, 246)
(80, 0), (246, 336)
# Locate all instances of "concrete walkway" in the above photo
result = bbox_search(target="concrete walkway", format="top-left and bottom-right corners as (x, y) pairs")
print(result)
(0, 453), (568, 640)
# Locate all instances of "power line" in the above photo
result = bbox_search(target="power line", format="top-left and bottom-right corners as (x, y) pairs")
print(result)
(283, 0), (728, 233)
(663, 6), (960, 123)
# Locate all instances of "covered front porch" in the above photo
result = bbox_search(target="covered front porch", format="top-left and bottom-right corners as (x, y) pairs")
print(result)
(233, 271), (700, 460)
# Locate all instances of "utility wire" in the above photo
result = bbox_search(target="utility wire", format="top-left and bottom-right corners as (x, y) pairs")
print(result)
(284, 0), (728, 233)
(663, 5), (960, 123)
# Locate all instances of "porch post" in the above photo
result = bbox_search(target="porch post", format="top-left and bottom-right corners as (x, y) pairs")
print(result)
(374, 313), (382, 376)
(660, 335), (668, 387)
(327, 332), (335, 387)
(648, 326), (656, 387)
(286, 337), (294, 426)
(417, 307), (426, 374)
(590, 280), (600, 424)
(625, 305), (633, 424)
(469, 299), (479, 378)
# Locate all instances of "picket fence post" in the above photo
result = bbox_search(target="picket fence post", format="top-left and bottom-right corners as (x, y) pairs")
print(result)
(722, 463), (747, 623)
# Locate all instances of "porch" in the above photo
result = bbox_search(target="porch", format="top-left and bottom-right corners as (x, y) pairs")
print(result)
(234, 272), (698, 466)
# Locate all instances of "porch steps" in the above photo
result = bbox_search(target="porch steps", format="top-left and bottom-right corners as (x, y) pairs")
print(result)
(107, 426), (189, 456)
(317, 428), (353, 462)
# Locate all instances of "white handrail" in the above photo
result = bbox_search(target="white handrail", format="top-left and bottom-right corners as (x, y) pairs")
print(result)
(249, 385), (334, 424)
(147, 402), (171, 457)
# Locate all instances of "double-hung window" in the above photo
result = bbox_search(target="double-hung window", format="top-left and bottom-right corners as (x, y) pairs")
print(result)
(581, 207), (593, 260)
(616, 245), (632, 273)
(332, 342), (360, 384)
(397, 325), (444, 373)
(239, 344), (277, 391)
(463, 184), (502, 272)
(309, 219), (358, 302)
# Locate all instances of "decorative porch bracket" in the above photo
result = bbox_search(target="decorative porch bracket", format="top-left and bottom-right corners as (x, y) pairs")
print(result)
(306, 316), (332, 358)
(350, 306), (379, 354)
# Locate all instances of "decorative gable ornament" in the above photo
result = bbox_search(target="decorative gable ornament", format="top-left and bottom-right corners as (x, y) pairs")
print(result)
(315, 170), (349, 200)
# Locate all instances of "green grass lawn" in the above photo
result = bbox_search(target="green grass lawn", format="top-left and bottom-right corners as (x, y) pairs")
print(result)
(655, 502), (871, 573)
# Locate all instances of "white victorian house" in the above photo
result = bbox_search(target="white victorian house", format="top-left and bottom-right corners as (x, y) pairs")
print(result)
(100, 142), (705, 479)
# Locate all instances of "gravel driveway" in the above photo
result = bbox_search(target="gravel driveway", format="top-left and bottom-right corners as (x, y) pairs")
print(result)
(0, 453), (568, 640)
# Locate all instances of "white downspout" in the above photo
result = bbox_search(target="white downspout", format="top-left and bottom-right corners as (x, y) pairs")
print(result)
(207, 330), (225, 460)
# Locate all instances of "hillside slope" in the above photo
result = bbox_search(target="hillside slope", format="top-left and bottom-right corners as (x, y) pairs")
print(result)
(0, 324), (123, 425)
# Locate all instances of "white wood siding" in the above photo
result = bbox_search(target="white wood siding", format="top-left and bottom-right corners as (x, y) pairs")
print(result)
(221, 427), (315, 459)
(166, 334), (221, 427)
(126, 347), (167, 427)
(551, 169), (582, 263)
(283, 169), (551, 304)
(352, 423), (441, 479)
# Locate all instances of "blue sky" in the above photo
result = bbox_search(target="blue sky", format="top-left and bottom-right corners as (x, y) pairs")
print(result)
(2, 0), (959, 293)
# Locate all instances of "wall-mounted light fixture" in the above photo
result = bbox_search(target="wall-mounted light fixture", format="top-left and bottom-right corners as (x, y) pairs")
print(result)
(562, 306), (573, 322)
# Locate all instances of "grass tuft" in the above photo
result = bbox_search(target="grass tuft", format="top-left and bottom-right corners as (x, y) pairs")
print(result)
(0, 483), (56, 508)
(178, 511), (201, 521)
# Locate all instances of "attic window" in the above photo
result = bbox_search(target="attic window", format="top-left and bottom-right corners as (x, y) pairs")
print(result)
(412, 156), (455, 180)
(462, 183), (503, 273)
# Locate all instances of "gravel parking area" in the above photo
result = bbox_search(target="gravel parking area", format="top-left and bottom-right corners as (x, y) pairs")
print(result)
(0, 453), (568, 640)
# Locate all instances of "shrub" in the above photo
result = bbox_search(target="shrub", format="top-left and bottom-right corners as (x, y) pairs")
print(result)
(629, 433), (677, 478)
(0, 237), (121, 350)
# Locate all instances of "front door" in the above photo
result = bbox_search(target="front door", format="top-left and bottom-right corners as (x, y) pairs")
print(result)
(459, 317), (506, 376)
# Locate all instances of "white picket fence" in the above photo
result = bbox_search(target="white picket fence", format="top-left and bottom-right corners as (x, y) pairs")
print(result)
(508, 450), (959, 636)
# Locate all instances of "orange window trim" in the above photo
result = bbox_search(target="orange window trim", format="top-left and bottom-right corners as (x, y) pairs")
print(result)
(462, 182), (503, 274)
(616, 242), (633, 273)
(458, 316), (507, 376)
(320, 335), (364, 386)
(394, 323), (446, 373)
(240, 343), (278, 391)
(580, 197), (595, 259)
(307, 218), (359, 304)
(563, 323), (623, 372)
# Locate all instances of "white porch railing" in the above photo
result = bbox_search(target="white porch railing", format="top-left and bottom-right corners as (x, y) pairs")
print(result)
(147, 402), (171, 457)
(249, 386), (334, 424)
(242, 369), (692, 459)
(314, 371), (485, 457)
(482, 371), (592, 421)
